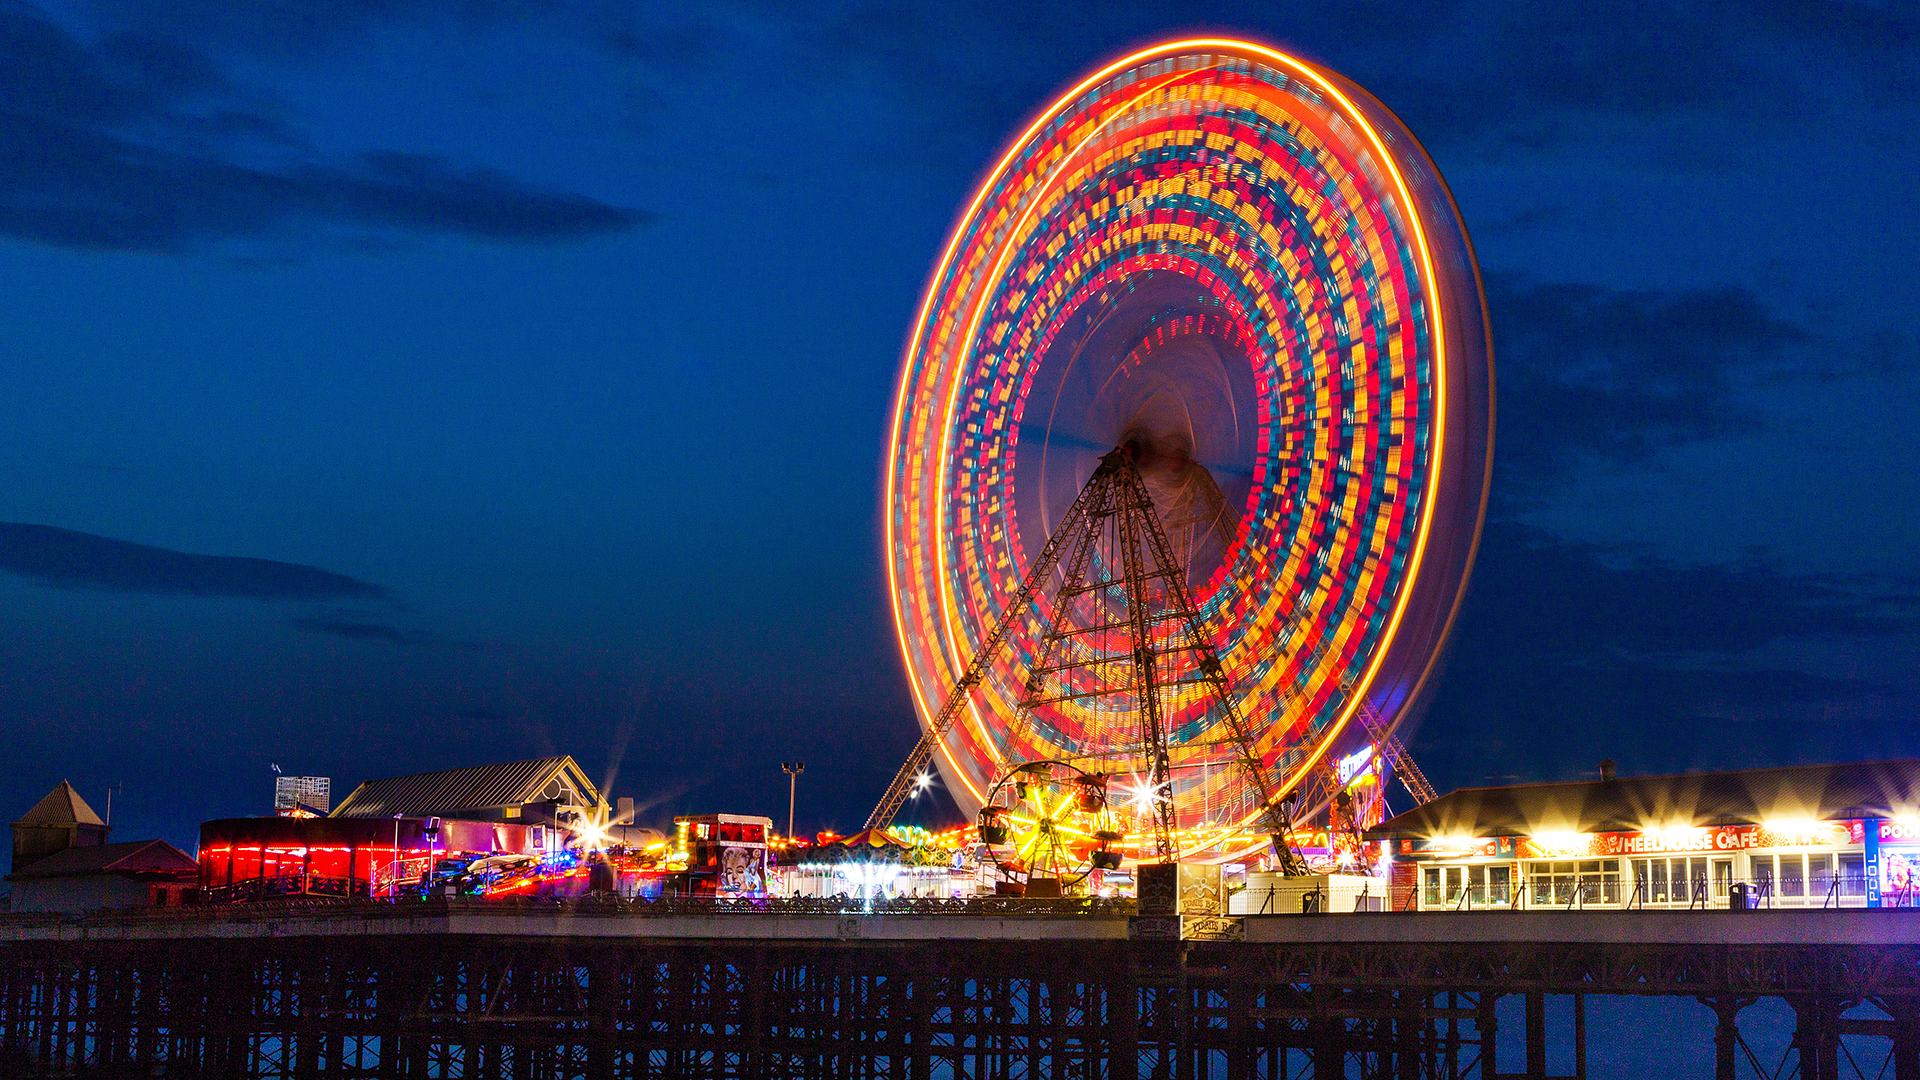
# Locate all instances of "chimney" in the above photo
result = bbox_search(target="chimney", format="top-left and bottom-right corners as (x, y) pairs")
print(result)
(1599, 759), (1618, 782)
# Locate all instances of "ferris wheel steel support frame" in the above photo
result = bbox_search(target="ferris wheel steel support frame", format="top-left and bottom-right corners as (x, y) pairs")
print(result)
(864, 457), (1121, 834)
(867, 448), (1296, 868)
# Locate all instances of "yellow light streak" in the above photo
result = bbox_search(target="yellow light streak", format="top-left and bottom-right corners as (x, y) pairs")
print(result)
(886, 40), (1456, 823)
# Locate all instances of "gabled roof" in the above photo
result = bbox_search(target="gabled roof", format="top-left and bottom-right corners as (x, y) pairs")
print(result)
(330, 756), (603, 819)
(6, 839), (195, 880)
(1367, 758), (1920, 840)
(809, 828), (912, 863)
(829, 828), (908, 850)
(11, 780), (106, 828)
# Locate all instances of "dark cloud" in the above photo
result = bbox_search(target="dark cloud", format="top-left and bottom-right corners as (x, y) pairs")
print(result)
(1452, 521), (1915, 665)
(90, 0), (718, 61)
(0, 522), (389, 600)
(290, 615), (416, 644)
(0, 5), (651, 252)
(1489, 277), (1805, 482)
(1410, 521), (1920, 785)
(1483, 276), (1915, 505)
(1417, 655), (1901, 788)
(752, 0), (1918, 166)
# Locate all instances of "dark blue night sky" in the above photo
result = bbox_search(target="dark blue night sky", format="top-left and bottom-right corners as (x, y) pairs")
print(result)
(2, 2), (1915, 852)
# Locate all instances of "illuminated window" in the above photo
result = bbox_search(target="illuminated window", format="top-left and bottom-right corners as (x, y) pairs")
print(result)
(1779, 855), (1805, 897)
(1840, 855), (1866, 896)
(1809, 854), (1833, 899)
(1529, 865), (1553, 906)
(1488, 865), (1511, 905)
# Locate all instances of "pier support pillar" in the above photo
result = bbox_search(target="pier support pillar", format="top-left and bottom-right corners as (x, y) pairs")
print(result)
(1572, 993), (1587, 1079)
(1477, 992), (1498, 1080)
(1525, 990), (1546, 1080)
(1697, 997), (1753, 1080)
(1888, 996), (1920, 1080)
(1790, 996), (1844, 1080)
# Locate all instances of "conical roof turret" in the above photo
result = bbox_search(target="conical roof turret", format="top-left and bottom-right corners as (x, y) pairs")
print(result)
(12, 781), (106, 827)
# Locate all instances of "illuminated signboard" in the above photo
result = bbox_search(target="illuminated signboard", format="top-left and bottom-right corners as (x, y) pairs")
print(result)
(1337, 745), (1377, 787)
(1879, 820), (1920, 844)
(1406, 822), (1863, 861)
(1877, 820), (1920, 907)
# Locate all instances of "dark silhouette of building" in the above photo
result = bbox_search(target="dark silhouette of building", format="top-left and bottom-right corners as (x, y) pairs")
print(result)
(4, 839), (198, 913)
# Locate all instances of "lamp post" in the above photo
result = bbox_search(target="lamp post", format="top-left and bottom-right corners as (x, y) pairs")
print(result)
(423, 817), (441, 896)
(781, 762), (805, 842)
(391, 814), (403, 900)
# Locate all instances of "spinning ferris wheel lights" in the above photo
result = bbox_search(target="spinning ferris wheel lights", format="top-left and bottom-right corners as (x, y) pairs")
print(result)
(879, 38), (1494, 870)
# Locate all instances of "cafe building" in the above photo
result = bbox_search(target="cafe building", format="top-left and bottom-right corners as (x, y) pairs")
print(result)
(1367, 758), (1920, 911)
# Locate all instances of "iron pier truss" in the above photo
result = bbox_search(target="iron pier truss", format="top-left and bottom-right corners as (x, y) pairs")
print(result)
(4, 904), (1919, 1079)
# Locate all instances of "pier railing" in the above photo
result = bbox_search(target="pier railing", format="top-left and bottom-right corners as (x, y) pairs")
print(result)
(1, 892), (1140, 928)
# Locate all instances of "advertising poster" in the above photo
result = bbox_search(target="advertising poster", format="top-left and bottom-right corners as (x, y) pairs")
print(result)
(372, 856), (434, 895)
(718, 845), (766, 897)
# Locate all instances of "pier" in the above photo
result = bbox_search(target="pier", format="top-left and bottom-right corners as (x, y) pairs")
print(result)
(4, 901), (1918, 1078)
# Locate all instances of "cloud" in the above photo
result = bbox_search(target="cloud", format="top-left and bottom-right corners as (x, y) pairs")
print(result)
(0, 5), (652, 252)
(90, 0), (718, 63)
(1489, 277), (1804, 480)
(290, 615), (417, 644)
(1484, 276), (1914, 503)
(1339, 0), (1918, 151)
(750, 0), (1916, 167)
(0, 521), (389, 600)
(1451, 521), (1915, 665)
(1410, 521), (1920, 783)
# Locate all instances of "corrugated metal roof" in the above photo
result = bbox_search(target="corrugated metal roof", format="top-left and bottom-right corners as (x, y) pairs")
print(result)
(11, 780), (106, 828)
(6, 839), (196, 880)
(1366, 758), (1920, 840)
(329, 756), (603, 819)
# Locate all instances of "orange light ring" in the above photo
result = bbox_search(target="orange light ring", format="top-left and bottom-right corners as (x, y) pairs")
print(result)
(886, 39), (1485, 830)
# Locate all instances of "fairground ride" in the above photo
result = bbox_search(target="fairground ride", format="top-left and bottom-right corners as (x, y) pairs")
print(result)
(872, 40), (1493, 880)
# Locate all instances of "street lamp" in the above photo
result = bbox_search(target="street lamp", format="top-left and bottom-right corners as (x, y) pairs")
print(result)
(781, 762), (805, 842)
(391, 814), (403, 900)
(423, 816), (441, 896)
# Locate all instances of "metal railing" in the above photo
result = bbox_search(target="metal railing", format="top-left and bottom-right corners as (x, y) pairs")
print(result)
(1418, 875), (1892, 912)
(2, 893), (1142, 927)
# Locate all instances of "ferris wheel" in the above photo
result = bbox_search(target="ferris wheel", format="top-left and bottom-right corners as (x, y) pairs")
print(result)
(975, 760), (1121, 896)
(874, 40), (1493, 866)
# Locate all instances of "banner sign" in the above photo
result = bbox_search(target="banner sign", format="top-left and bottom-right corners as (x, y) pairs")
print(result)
(373, 856), (434, 894)
(1878, 820), (1920, 844)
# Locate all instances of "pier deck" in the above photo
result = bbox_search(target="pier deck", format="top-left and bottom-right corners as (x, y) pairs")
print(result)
(4, 902), (1918, 1078)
